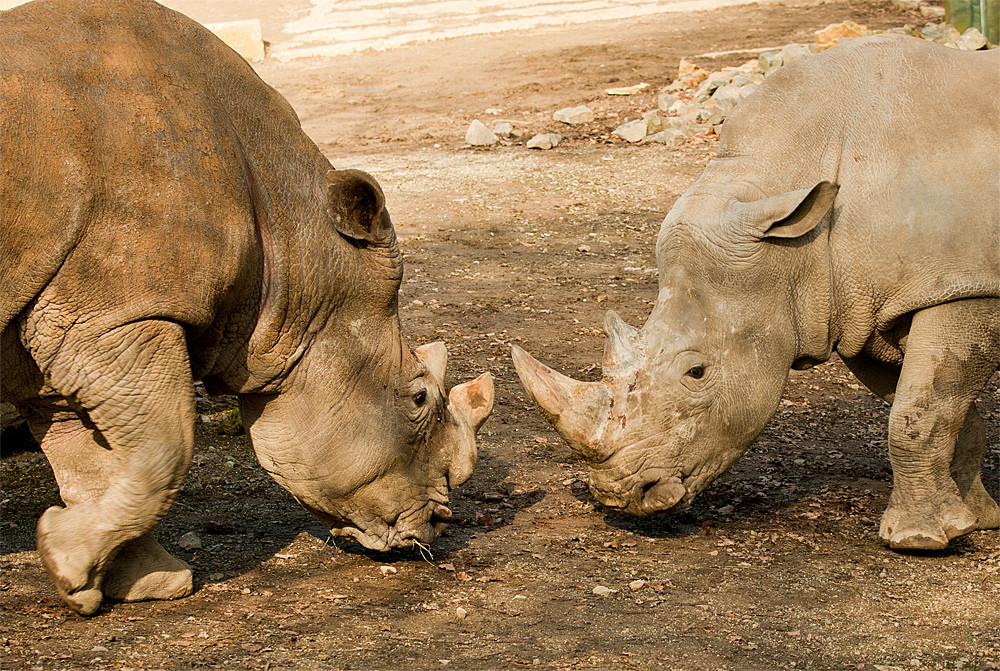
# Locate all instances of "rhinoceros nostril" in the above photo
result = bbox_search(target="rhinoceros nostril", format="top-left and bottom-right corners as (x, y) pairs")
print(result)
(431, 505), (453, 523)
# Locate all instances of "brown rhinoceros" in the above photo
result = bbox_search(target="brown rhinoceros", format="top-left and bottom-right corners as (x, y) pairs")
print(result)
(513, 34), (999, 552)
(0, 0), (493, 615)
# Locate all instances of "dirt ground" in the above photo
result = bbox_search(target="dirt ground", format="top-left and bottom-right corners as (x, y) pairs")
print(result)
(2, 1), (999, 669)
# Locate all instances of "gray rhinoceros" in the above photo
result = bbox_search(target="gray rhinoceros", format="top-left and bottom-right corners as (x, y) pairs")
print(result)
(514, 34), (999, 552)
(0, 0), (493, 615)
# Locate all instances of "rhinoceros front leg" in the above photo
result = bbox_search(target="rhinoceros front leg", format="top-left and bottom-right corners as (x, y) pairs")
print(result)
(25, 320), (194, 615)
(879, 298), (1000, 551)
(23, 401), (193, 606)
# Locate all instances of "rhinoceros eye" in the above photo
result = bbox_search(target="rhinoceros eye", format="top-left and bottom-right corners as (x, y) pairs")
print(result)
(686, 365), (705, 380)
(413, 389), (427, 406)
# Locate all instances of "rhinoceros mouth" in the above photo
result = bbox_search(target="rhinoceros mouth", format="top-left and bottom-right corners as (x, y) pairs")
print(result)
(329, 502), (453, 551)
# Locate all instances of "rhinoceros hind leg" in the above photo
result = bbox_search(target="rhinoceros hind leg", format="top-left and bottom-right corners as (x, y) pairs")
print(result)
(950, 406), (1000, 531)
(103, 533), (193, 602)
(879, 299), (1000, 551)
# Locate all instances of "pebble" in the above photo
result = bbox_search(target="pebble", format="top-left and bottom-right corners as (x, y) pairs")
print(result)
(380, 565), (398, 576)
(553, 105), (595, 124)
(919, 5), (945, 18)
(656, 92), (678, 111)
(455, 606), (468, 620)
(643, 129), (686, 146)
(177, 531), (202, 551)
(606, 82), (649, 95)
(779, 43), (816, 66)
(921, 22), (961, 44)
(759, 50), (783, 76)
(526, 132), (561, 149)
(814, 21), (866, 50)
(612, 119), (648, 142)
(892, 0), (920, 8)
(954, 27), (987, 50)
(492, 121), (514, 136)
(643, 110), (665, 134)
(629, 579), (647, 591)
(592, 585), (618, 596)
(710, 84), (743, 116)
(465, 120), (498, 146)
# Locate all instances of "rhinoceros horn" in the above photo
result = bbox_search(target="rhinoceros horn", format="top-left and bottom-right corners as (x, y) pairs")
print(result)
(602, 310), (642, 378)
(510, 345), (613, 462)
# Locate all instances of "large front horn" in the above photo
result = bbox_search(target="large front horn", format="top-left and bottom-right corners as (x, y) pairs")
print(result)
(511, 346), (613, 462)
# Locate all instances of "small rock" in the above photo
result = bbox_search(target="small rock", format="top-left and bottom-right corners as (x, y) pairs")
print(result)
(606, 82), (649, 95)
(682, 123), (713, 137)
(676, 103), (709, 124)
(592, 585), (618, 596)
(91, 646), (109, 652)
(892, 0), (920, 8)
(643, 111), (665, 135)
(814, 21), (867, 50)
(921, 22), (961, 44)
(656, 92), (678, 111)
(758, 50), (783, 76)
(677, 58), (699, 78)
(629, 580), (647, 591)
(465, 120), (498, 146)
(954, 27), (988, 50)
(484, 107), (503, 115)
(553, 105), (595, 124)
(455, 606), (468, 620)
(380, 565), (398, 577)
(526, 132), (561, 150)
(208, 573), (224, 581)
(577, 244), (591, 253)
(612, 119), (648, 143)
(697, 70), (735, 97)
(919, 5), (945, 18)
(206, 19), (265, 63)
(643, 129), (686, 146)
(492, 121), (514, 136)
(177, 531), (202, 551)
(779, 43), (816, 66)
(710, 84), (743, 116)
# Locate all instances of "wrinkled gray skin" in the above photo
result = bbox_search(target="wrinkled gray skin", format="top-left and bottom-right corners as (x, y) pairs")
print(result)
(1, 0), (493, 616)
(514, 35), (999, 552)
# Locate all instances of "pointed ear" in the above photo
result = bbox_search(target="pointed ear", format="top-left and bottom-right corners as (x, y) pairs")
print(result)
(326, 169), (393, 244)
(741, 181), (838, 240)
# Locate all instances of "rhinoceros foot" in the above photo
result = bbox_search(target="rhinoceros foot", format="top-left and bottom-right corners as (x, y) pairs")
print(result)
(879, 492), (978, 551)
(963, 475), (1000, 530)
(103, 533), (193, 603)
(36, 505), (106, 616)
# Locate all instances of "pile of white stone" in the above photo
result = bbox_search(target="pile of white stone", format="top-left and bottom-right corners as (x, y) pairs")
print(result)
(464, 20), (993, 149)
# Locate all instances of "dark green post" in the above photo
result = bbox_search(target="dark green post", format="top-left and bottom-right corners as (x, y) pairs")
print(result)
(945, 0), (999, 44)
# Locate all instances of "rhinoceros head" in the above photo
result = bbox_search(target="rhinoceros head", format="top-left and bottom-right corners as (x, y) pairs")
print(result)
(239, 169), (493, 550)
(514, 178), (837, 515)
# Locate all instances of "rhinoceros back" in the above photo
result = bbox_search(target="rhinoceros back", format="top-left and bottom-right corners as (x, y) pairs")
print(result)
(0, 0), (323, 342)
(719, 35), (999, 332)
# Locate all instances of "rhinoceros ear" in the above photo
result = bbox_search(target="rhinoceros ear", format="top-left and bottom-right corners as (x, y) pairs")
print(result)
(745, 181), (838, 240)
(326, 169), (394, 244)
